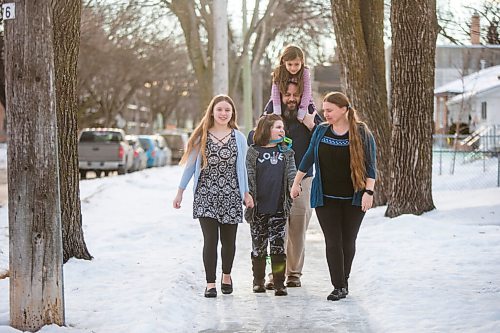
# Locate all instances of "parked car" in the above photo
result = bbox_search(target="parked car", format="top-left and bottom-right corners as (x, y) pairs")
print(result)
(138, 135), (172, 168)
(125, 135), (147, 172)
(159, 131), (188, 164)
(153, 135), (172, 167)
(78, 128), (134, 178)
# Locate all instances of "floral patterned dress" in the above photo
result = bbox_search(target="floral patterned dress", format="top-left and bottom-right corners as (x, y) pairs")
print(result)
(193, 130), (242, 224)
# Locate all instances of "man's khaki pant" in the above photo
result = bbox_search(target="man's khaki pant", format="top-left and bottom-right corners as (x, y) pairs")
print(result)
(285, 176), (313, 280)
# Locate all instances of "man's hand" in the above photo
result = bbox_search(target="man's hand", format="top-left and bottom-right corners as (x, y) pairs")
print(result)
(302, 111), (317, 131)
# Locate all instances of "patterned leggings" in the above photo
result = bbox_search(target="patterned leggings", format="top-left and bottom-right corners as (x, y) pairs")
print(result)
(250, 212), (287, 258)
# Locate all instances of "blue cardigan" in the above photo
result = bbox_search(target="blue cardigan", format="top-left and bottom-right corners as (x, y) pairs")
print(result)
(298, 123), (377, 208)
(178, 129), (249, 200)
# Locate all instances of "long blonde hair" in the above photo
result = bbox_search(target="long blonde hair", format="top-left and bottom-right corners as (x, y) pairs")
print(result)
(180, 94), (239, 169)
(272, 44), (306, 96)
(323, 92), (371, 191)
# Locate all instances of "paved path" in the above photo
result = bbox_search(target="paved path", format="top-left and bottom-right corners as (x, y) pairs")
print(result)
(192, 216), (372, 333)
(184, 212), (374, 332)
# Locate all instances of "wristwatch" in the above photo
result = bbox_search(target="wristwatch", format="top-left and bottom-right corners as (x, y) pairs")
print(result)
(364, 189), (374, 196)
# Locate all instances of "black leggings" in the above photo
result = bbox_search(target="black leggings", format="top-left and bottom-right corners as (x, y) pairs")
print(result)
(199, 217), (238, 283)
(315, 198), (365, 289)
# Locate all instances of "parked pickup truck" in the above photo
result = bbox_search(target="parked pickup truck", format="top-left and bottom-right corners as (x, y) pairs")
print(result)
(78, 128), (134, 179)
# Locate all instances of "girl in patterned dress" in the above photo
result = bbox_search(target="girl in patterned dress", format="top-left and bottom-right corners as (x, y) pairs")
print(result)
(173, 95), (254, 298)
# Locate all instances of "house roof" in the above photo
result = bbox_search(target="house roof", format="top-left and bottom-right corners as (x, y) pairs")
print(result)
(434, 65), (500, 103)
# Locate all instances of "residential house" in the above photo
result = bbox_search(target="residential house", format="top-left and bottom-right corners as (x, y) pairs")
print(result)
(434, 65), (500, 152)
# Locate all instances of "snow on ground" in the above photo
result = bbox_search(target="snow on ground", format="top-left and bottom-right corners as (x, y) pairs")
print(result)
(0, 144), (499, 332)
(0, 144), (6, 170)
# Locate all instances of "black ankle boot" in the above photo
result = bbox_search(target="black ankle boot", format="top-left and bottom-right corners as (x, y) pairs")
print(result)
(274, 286), (288, 296)
(271, 254), (287, 296)
(252, 255), (267, 293)
(253, 279), (266, 293)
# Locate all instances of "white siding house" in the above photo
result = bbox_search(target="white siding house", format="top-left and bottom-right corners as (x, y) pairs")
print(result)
(434, 65), (500, 132)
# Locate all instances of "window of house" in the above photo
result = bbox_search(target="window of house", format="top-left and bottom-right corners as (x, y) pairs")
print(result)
(481, 102), (487, 120)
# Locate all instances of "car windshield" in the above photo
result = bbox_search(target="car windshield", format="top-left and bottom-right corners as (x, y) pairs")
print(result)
(138, 138), (151, 150)
(80, 131), (121, 142)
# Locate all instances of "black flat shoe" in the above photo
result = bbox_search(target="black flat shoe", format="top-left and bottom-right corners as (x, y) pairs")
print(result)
(221, 279), (233, 294)
(204, 287), (217, 298)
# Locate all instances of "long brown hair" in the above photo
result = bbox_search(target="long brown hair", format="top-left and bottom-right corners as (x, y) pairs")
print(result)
(180, 94), (239, 168)
(323, 92), (371, 191)
(272, 44), (306, 97)
(253, 114), (283, 146)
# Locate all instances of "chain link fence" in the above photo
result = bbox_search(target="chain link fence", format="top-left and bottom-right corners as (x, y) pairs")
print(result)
(433, 134), (500, 191)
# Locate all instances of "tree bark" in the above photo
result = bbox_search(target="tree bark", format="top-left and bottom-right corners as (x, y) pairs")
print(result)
(330, 0), (392, 206)
(4, 1), (65, 330)
(169, 0), (214, 110)
(385, 0), (437, 217)
(52, 0), (92, 262)
(212, 0), (228, 95)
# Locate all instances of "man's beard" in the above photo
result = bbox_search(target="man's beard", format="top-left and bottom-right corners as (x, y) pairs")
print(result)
(283, 101), (298, 120)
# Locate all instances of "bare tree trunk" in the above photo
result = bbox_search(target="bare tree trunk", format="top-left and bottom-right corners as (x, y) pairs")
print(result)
(213, 0), (228, 95)
(4, 1), (65, 330)
(385, 0), (438, 217)
(52, 0), (92, 262)
(252, 64), (263, 122)
(330, 0), (392, 206)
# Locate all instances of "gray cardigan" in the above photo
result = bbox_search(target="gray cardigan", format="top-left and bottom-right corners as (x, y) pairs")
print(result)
(244, 145), (296, 223)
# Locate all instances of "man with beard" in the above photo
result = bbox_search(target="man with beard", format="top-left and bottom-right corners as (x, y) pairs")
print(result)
(248, 81), (322, 289)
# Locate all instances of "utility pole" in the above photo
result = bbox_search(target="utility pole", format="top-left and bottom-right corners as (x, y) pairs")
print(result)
(4, 1), (65, 331)
(242, 0), (253, 134)
(213, 0), (228, 95)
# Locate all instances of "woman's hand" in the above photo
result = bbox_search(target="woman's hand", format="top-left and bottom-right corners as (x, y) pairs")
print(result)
(290, 183), (301, 199)
(173, 189), (183, 209)
(361, 192), (373, 212)
(244, 192), (254, 208)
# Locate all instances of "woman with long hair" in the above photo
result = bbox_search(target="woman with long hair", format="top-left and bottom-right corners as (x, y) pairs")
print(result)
(173, 94), (254, 298)
(290, 92), (377, 301)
